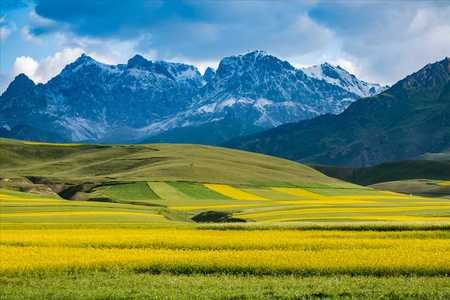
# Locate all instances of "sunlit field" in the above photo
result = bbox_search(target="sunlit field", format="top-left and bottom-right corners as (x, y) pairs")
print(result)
(27, 181), (450, 222)
(1, 186), (450, 298)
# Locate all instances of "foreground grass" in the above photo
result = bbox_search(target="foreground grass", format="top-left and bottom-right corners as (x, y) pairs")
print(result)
(1, 272), (449, 299)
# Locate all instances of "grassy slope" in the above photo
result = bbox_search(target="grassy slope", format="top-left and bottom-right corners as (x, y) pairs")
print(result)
(371, 179), (450, 198)
(95, 182), (160, 202)
(313, 159), (450, 186)
(0, 138), (349, 187)
(312, 155), (450, 197)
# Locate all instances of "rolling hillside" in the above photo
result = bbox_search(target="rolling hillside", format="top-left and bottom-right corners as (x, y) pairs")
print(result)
(370, 180), (450, 199)
(312, 153), (450, 197)
(0, 138), (342, 186)
(1, 138), (449, 224)
(313, 158), (450, 186)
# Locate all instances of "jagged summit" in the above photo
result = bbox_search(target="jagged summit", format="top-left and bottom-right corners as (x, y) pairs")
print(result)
(127, 54), (150, 68)
(302, 62), (387, 97)
(2, 73), (35, 98)
(57, 54), (103, 77)
(73, 53), (97, 65)
(12, 73), (34, 85)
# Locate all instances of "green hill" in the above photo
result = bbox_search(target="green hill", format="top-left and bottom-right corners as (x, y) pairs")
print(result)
(0, 138), (346, 186)
(313, 159), (450, 186)
(370, 179), (450, 199)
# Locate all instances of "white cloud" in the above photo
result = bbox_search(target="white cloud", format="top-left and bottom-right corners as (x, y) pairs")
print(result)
(12, 56), (39, 80)
(12, 48), (84, 83)
(331, 4), (450, 84)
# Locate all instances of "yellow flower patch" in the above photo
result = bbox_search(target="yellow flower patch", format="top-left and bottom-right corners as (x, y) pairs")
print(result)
(271, 187), (324, 199)
(204, 184), (268, 201)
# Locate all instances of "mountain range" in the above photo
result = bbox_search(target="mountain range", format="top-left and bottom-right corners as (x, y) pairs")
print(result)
(227, 57), (450, 167)
(0, 50), (385, 144)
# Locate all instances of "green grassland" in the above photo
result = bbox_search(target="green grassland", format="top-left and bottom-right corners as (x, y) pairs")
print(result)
(2, 272), (449, 299)
(0, 138), (347, 186)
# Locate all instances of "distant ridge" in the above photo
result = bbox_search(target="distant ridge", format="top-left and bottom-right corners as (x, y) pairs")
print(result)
(227, 57), (450, 167)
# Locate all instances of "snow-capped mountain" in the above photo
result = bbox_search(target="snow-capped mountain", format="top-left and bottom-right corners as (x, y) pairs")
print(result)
(0, 50), (386, 144)
(302, 63), (387, 97)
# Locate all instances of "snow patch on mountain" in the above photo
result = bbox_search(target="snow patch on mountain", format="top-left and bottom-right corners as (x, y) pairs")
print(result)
(302, 63), (388, 97)
(57, 117), (108, 141)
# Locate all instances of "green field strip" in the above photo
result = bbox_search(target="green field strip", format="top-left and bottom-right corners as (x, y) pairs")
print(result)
(148, 182), (193, 202)
(96, 182), (160, 202)
(169, 182), (232, 200)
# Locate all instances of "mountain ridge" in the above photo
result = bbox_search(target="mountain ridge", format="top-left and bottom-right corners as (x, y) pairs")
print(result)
(226, 57), (450, 167)
(0, 50), (385, 144)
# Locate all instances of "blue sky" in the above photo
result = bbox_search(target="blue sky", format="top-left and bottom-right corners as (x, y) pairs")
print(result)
(1, 0), (449, 91)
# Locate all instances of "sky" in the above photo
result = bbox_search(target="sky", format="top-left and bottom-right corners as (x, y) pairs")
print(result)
(1, 0), (449, 92)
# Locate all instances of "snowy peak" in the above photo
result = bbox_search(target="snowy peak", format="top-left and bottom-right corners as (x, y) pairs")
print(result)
(302, 63), (387, 97)
(58, 54), (108, 77)
(126, 55), (202, 82)
(157, 61), (202, 82)
(70, 53), (99, 68)
(216, 50), (295, 79)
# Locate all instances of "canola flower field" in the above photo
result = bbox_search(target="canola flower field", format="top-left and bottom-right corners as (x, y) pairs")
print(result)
(1, 185), (450, 298)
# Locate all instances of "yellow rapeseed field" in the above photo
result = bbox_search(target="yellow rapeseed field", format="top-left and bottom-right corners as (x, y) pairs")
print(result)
(1, 229), (449, 275)
(204, 184), (268, 201)
(272, 187), (324, 199)
(0, 211), (162, 218)
(238, 205), (450, 220)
